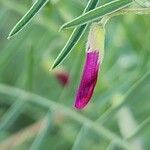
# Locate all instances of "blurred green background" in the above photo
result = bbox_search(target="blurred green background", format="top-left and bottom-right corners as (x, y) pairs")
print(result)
(0, 0), (150, 150)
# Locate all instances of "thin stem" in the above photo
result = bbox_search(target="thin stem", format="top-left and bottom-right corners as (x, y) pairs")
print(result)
(0, 83), (130, 149)
(110, 7), (150, 18)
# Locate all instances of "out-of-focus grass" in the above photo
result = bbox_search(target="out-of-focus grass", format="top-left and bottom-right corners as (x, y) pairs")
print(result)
(0, 0), (150, 150)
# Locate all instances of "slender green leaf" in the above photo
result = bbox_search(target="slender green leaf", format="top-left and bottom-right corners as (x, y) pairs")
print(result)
(0, 46), (34, 132)
(51, 0), (99, 69)
(0, 0), (58, 33)
(8, 0), (49, 38)
(61, 0), (132, 29)
(29, 111), (52, 150)
(0, 100), (25, 132)
(127, 116), (150, 140)
(71, 125), (89, 150)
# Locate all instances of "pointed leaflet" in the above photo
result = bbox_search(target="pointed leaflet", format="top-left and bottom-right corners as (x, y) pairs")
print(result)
(8, 0), (49, 38)
(61, 0), (132, 29)
(51, 0), (99, 69)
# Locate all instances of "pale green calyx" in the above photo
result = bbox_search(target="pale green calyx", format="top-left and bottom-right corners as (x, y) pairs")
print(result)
(87, 23), (105, 61)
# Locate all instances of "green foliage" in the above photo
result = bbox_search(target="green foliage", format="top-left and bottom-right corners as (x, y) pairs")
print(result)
(8, 0), (49, 38)
(51, 0), (99, 69)
(60, 0), (132, 29)
(135, 0), (150, 7)
(0, 0), (150, 150)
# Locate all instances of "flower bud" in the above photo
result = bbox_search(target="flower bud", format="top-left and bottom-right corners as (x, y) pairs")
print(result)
(75, 23), (105, 109)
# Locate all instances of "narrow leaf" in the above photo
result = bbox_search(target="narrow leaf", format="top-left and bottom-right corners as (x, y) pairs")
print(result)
(0, 100), (25, 132)
(51, 0), (99, 69)
(29, 111), (52, 150)
(0, 46), (34, 132)
(71, 125), (89, 150)
(8, 0), (49, 38)
(61, 0), (132, 29)
(127, 116), (150, 140)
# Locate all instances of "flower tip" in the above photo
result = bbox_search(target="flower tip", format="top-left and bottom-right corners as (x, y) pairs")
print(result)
(74, 103), (84, 110)
(74, 98), (88, 110)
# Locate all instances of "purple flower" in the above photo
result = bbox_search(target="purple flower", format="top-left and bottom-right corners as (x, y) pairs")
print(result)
(55, 70), (69, 86)
(75, 50), (101, 109)
(74, 23), (105, 109)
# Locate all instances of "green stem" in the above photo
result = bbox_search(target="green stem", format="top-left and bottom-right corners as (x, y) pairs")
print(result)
(0, 83), (130, 149)
(110, 7), (150, 18)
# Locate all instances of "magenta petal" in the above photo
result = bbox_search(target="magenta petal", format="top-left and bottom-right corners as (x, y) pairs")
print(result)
(75, 50), (100, 109)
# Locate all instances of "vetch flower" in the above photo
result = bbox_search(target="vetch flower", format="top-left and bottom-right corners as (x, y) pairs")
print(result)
(75, 23), (105, 109)
(54, 69), (69, 86)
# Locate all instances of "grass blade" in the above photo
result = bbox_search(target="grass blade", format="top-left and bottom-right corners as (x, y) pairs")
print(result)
(0, 47), (34, 132)
(71, 125), (89, 150)
(29, 111), (52, 150)
(0, 83), (130, 149)
(98, 71), (150, 124)
(8, 0), (49, 38)
(127, 117), (150, 140)
(61, 0), (132, 29)
(51, 0), (99, 69)
(0, 100), (25, 132)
